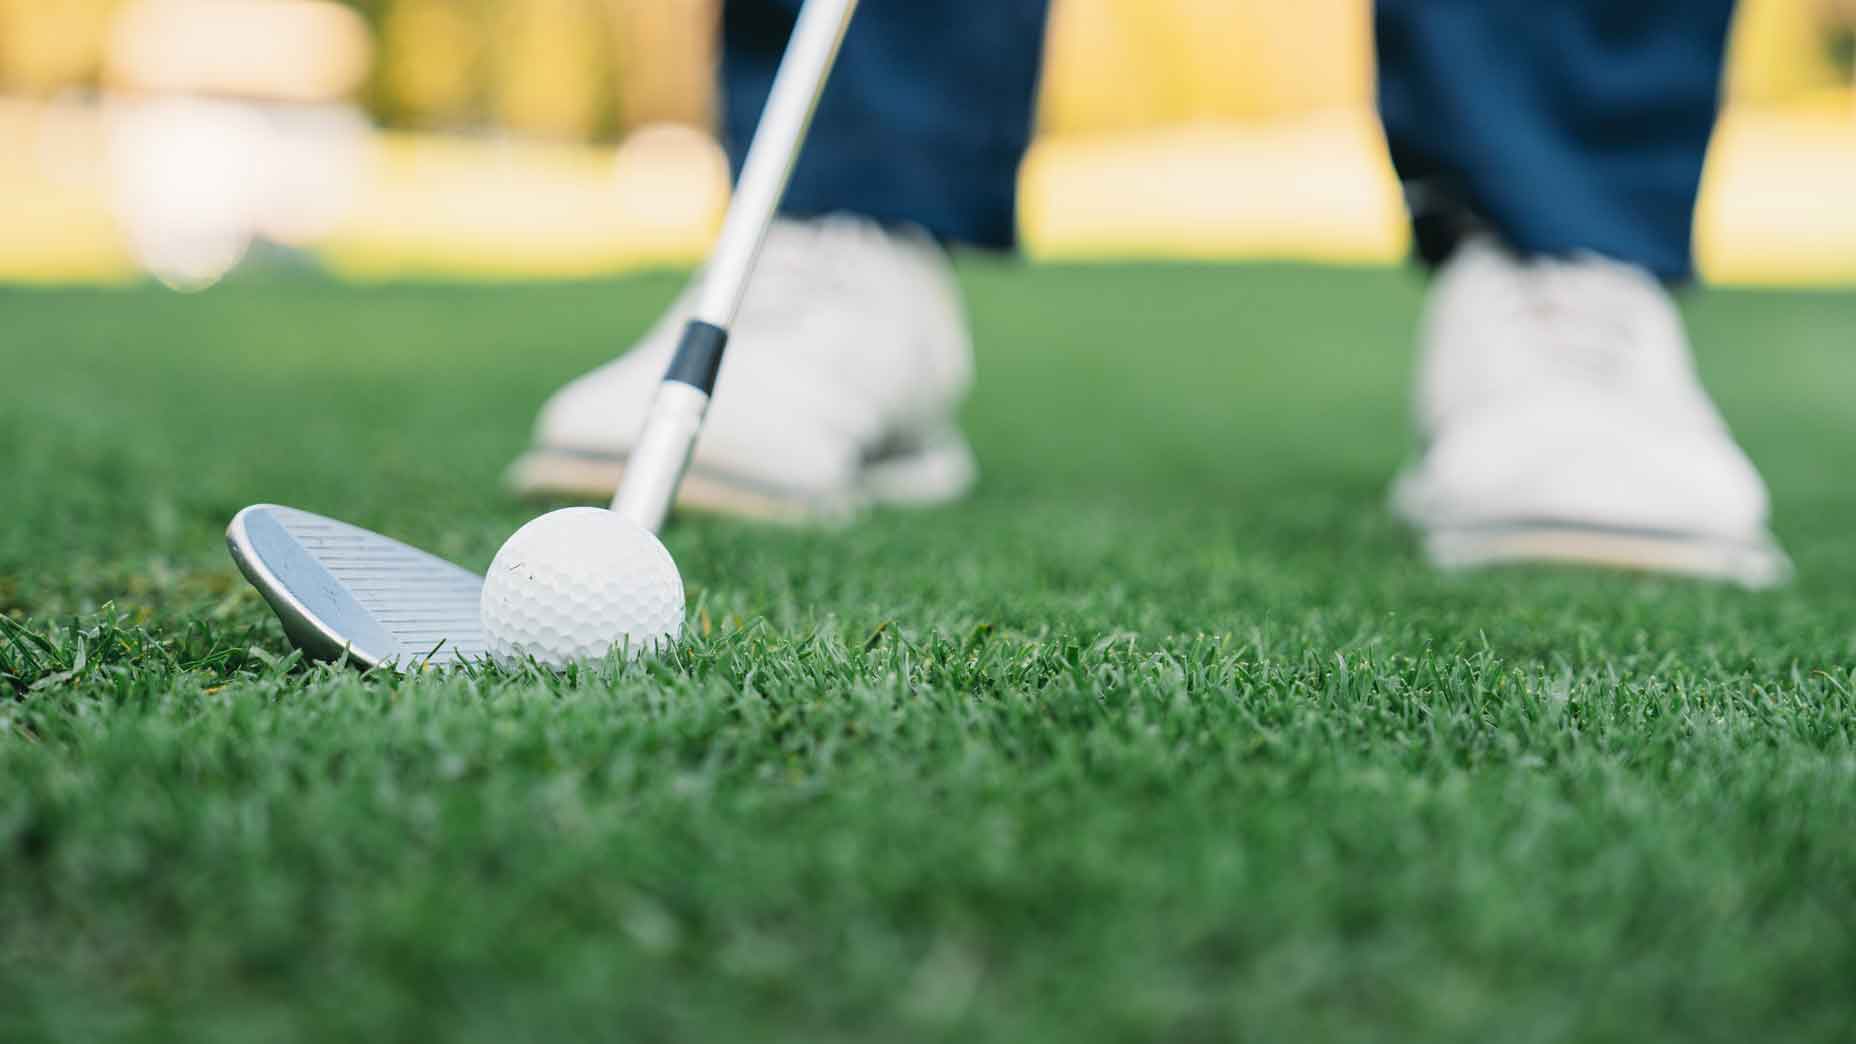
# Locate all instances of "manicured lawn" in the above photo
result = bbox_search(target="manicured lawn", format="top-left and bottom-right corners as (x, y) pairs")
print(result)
(3, 264), (1853, 1041)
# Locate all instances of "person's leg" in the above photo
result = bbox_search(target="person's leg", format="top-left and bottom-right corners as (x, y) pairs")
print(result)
(512, 0), (1052, 516)
(1378, 0), (1788, 585)
(1377, 0), (1736, 281)
(723, 0), (1052, 249)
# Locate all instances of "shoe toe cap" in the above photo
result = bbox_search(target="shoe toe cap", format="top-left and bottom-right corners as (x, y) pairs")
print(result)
(532, 358), (862, 501)
(1399, 404), (1770, 539)
(534, 364), (655, 451)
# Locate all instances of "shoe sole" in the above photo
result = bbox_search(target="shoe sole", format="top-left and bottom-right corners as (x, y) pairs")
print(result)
(505, 429), (976, 523)
(1418, 521), (1792, 588)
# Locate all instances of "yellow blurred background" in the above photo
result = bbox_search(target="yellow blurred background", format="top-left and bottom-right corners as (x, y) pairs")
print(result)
(2, 0), (1853, 286)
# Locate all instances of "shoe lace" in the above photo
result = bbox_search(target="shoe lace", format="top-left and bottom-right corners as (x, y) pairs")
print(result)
(1511, 255), (1658, 389)
(732, 216), (892, 331)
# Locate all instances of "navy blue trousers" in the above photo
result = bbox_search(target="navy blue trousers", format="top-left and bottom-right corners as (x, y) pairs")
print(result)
(724, 0), (1737, 281)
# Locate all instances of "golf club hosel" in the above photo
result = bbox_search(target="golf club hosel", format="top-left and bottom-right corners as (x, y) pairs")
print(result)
(612, 380), (711, 533)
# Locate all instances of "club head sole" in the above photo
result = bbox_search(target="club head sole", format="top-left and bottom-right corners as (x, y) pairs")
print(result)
(227, 504), (487, 671)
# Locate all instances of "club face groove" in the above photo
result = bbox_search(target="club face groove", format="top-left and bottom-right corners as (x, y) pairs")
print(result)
(227, 505), (487, 671)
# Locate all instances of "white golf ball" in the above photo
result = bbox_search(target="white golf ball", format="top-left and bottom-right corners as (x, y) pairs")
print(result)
(479, 507), (684, 667)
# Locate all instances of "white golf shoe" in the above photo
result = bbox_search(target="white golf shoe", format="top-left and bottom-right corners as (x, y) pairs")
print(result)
(1392, 237), (1789, 586)
(509, 215), (977, 521)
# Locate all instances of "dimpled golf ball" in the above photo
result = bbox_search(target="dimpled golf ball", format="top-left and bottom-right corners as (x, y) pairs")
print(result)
(480, 507), (684, 667)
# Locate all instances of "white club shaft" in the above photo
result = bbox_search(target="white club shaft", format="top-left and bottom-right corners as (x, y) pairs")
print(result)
(694, 0), (859, 329)
(612, 0), (859, 533)
(612, 382), (710, 531)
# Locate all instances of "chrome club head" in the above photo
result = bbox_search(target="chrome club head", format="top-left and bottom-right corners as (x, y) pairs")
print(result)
(227, 505), (487, 671)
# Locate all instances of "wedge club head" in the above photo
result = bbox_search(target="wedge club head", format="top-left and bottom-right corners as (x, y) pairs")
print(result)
(228, 505), (487, 671)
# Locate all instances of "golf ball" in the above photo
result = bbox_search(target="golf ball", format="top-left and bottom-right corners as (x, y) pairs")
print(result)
(480, 507), (684, 667)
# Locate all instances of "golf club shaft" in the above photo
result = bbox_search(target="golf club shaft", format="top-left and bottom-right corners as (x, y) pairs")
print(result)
(612, 0), (860, 532)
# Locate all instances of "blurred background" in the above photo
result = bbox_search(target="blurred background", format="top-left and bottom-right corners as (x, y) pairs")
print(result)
(2, 0), (1853, 290)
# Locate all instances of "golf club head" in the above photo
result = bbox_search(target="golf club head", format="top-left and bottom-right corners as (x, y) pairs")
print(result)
(227, 504), (487, 671)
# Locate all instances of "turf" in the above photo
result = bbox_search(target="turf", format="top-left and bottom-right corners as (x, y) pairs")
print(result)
(3, 263), (1854, 1042)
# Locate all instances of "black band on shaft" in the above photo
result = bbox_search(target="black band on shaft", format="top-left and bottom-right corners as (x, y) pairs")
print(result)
(662, 320), (730, 394)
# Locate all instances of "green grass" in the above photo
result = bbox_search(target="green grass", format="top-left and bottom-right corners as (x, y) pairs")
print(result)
(3, 263), (1855, 1042)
